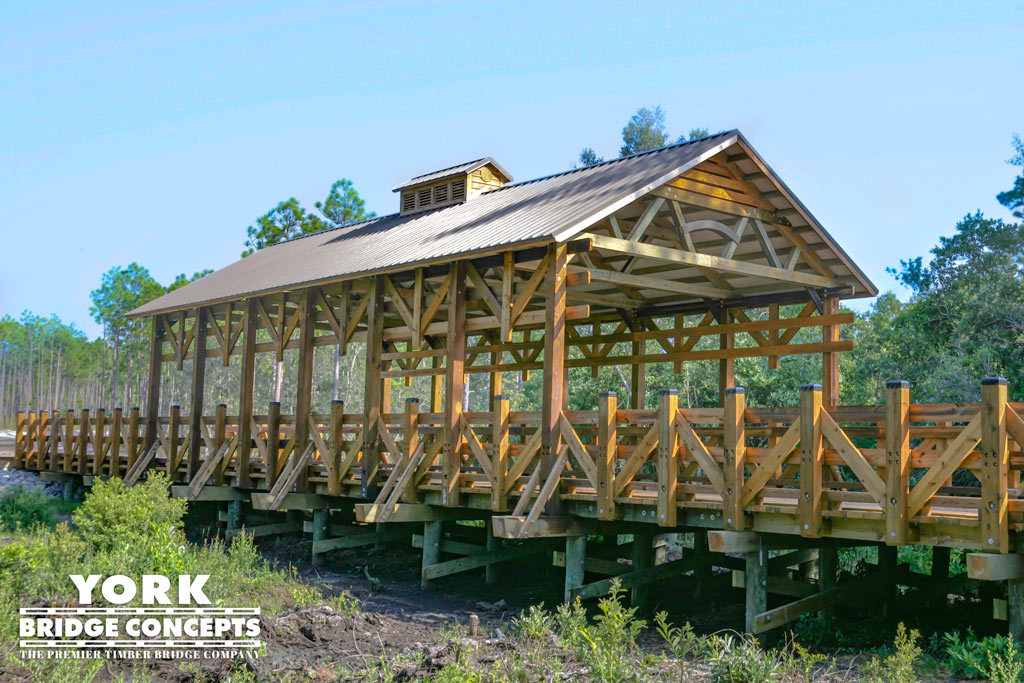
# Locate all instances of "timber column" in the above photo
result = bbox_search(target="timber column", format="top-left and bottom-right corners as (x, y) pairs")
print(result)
(144, 315), (164, 453)
(362, 277), (385, 498)
(187, 308), (208, 482)
(236, 299), (258, 488)
(442, 261), (467, 507)
(541, 244), (567, 515)
(294, 289), (317, 492)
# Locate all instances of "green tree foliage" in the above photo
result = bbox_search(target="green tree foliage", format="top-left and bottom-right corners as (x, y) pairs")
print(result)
(166, 269), (213, 293)
(620, 105), (670, 156)
(315, 178), (376, 228)
(576, 147), (605, 168)
(242, 179), (374, 257)
(997, 134), (1024, 219)
(578, 106), (709, 165)
(241, 198), (326, 257)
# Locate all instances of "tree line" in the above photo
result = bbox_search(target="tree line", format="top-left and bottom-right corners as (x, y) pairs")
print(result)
(2, 108), (1022, 428)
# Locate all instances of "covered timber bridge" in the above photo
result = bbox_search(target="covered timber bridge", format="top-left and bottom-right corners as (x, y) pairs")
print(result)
(12, 131), (1024, 635)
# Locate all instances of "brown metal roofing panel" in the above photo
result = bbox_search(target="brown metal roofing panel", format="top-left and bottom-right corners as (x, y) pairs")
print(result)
(130, 132), (737, 317)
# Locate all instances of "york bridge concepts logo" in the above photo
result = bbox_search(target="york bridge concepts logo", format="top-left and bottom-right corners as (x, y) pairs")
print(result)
(19, 575), (262, 660)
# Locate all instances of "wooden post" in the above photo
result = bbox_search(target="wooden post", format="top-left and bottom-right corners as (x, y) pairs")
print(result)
(92, 409), (104, 476)
(718, 310), (734, 407)
(295, 289), (316, 493)
(236, 299), (258, 489)
(47, 410), (60, 471)
(745, 535), (767, 634)
(822, 297), (840, 407)
(597, 391), (617, 521)
(401, 398), (420, 504)
(127, 407), (140, 474)
(77, 409), (89, 476)
(213, 404), (227, 486)
(311, 509), (327, 568)
(364, 276), (387, 497)
(13, 411), (25, 469)
(36, 410), (48, 472)
(541, 244), (567, 515)
(879, 545), (898, 614)
(723, 387), (746, 531)
(768, 303), (780, 370)
(328, 400), (344, 496)
(145, 315), (163, 454)
(64, 409), (76, 473)
(1010, 577), (1024, 644)
(110, 407), (123, 477)
(631, 339), (646, 410)
(565, 535), (586, 602)
(491, 394), (509, 511)
(799, 384), (823, 537)
(363, 276), (385, 499)
(819, 540), (838, 618)
(632, 529), (653, 612)
(443, 262), (467, 507)
(485, 525), (501, 585)
(167, 405), (181, 480)
(980, 377), (1009, 553)
(266, 402), (281, 489)
(421, 520), (443, 590)
(187, 308), (208, 482)
(885, 380), (911, 545)
(657, 389), (679, 527)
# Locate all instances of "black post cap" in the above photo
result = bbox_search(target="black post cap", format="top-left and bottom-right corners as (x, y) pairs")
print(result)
(800, 384), (822, 392)
(331, 400), (344, 405)
(982, 377), (1008, 386)
(885, 380), (910, 389)
(725, 387), (745, 395)
(599, 391), (617, 398)
(659, 389), (678, 396)
(406, 397), (420, 403)
(493, 394), (509, 401)
(217, 403), (227, 409)
(269, 401), (281, 407)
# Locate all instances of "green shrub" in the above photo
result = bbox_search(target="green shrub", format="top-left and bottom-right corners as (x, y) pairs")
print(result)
(72, 473), (186, 550)
(704, 633), (785, 683)
(654, 610), (698, 682)
(986, 638), (1024, 683)
(0, 485), (55, 530)
(862, 623), (922, 683)
(943, 629), (1021, 679)
(574, 578), (650, 682)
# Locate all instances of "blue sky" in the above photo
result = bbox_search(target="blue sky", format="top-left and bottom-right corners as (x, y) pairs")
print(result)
(2, 1), (1021, 338)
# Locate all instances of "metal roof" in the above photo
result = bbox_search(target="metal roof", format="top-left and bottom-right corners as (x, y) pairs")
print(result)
(129, 131), (875, 318)
(391, 157), (513, 192)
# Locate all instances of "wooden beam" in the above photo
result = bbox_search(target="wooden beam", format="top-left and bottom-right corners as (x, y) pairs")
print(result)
(585, 233), (838, 289)
(236, 300), (257, 488)
(294, 289), (316, 492)
(578, 266), (730, 299)
(967, 553), (1024, 581)
(144, 315), (163, 455)
(885, 380), (910, 544)
(980, 377), (1010, 553)
(362, 276), (385, 498)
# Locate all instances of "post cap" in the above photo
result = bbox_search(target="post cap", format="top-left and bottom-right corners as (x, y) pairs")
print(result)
(885, 380), (910, 389)
(724, 387), (745, 395)
(800, 384), (822, 392)
(493, 394), (509, 401)
(171, 405), (180, 410)
(131, 406), (139, 411)
(113, 406), (122, 412)
(217, 403), (227, 409)
(269, 401), (281, 407)
(599, 391), (617, 398)
(406, 397), (420, 404)
(331, 400), (344, 405)
(982, 377), (1008, 386)
(659, 389), (678, 396)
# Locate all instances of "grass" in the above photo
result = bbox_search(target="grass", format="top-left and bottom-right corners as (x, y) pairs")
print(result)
(0, 473), (356, 681)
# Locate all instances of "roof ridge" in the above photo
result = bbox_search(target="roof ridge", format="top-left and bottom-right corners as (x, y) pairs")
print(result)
(480, 129), (736, 194)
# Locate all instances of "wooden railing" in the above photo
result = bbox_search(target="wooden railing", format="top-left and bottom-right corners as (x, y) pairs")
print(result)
(10, 378), (1023, 551)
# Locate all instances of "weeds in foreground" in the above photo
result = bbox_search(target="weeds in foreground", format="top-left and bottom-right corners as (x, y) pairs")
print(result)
(861, 623), (921, 683)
